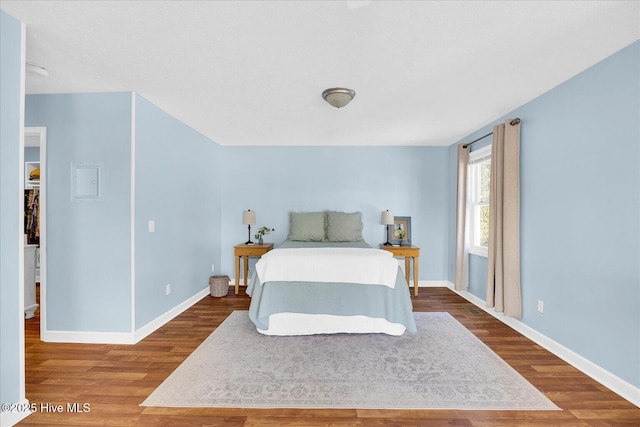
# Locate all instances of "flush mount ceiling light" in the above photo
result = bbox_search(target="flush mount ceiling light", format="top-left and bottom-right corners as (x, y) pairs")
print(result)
(322, 87), (356, 108)
(26, 62), (49, 77)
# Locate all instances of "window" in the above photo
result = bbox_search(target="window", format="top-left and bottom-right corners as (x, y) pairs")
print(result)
(468, 145), (491, 257)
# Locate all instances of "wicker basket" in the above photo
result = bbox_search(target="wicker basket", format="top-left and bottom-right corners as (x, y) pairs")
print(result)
(209, 275), (229, 297)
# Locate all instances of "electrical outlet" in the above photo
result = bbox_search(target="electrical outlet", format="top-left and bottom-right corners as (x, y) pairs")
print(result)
(537, 300), (544, 313)
(211, 263), (215, 272)
(165, 283), (171, 295)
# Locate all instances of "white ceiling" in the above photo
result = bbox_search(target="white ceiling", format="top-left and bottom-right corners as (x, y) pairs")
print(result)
(2, 1), (639, 147)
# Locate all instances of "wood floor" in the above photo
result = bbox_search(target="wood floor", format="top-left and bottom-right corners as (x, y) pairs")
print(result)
(20, 286), (640, 426)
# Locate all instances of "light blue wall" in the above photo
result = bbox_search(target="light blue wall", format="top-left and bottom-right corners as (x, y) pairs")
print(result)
(134, 94), (222, 328)
(25, 92), (224, 334)
(219, 146), (450, 281)
(449, 41), (640, 388)
(26, 93), (133, 332)
(24, 147), (40, 162)
(0, 9), (24, 408)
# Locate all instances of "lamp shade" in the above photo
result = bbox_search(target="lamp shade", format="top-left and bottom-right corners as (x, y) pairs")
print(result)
(381, 210), (394, 225)
(242, 210), (256, 225)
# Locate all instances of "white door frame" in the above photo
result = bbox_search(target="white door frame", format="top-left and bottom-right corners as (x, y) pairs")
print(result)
(24, 126), (46, 336)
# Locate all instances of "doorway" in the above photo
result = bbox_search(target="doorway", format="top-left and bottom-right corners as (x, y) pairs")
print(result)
(24, 126), (46, 337)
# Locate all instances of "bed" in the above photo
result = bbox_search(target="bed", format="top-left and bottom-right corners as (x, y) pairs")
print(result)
(246, 211), (417, 336)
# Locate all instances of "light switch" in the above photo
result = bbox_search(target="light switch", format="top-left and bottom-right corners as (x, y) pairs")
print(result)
(149, 220), (155, 233)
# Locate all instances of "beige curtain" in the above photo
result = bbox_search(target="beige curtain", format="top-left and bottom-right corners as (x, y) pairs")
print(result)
(454, 144), (470, 291)
(486, 119), (521, 317)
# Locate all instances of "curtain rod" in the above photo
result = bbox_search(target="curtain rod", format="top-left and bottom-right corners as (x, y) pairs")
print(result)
(462, 118), (521, 149)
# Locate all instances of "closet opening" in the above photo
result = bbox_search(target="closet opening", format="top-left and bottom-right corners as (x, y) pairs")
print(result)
(23, 126), (46, 338)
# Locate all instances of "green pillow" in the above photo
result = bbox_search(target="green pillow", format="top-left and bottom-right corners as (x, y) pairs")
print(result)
(288, 212), (326, 241)
(326, 211), (363, 242)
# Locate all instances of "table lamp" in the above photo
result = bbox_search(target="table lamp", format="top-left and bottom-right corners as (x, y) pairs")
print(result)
(381, 210), (394, 246)
(243, 209), (256, 244)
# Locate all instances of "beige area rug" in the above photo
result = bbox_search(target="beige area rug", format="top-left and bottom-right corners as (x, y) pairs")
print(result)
(142, 311), (559, 410)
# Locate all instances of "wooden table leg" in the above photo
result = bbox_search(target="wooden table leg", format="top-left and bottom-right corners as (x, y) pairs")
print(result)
(243, 257), (249, 286)
(413, 255), (419, 296)
(404, 257), (410, 289)
(235, 255), (240, 294)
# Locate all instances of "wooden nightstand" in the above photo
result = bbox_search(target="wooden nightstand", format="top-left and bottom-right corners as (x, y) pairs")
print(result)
(380, 244), (420, 296)
(234, 243), (274, 294)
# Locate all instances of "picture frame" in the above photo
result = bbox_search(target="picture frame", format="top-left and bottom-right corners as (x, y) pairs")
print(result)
(388, 216), (411, 245)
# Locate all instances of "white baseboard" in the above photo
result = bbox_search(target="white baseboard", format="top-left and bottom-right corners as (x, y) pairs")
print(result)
(0, 398), (32, 427)
(231, 278), (446, 289)
(41, 288), (210, 345)
(417, 280), (450, 287)
(41, 328), (137, 344)
(445, 281), (640, 408)
(133, 287), (210, 343)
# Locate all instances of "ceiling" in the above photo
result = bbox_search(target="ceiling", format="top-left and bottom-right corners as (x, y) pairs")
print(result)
(2, 1), (638, 147)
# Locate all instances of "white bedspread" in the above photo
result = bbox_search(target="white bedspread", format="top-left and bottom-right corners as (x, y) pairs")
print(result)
(254, 247), (398, 288)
